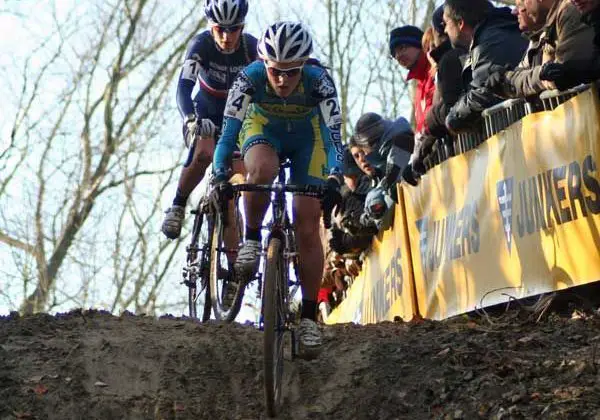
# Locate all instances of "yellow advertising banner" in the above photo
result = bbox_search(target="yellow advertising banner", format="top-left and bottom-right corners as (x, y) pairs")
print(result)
(404, 88), (600, 320)
(326, 195), (418, 324)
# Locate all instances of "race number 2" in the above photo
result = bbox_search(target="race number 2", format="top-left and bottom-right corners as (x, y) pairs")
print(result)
(320, 97), (342, 127)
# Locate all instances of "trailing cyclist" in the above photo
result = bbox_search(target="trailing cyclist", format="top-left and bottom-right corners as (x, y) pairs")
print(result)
(212, 21), (344, 358)
(161, 0), (257, 240)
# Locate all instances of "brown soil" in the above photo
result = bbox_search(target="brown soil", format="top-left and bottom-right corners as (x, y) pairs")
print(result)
(1, 305), (600, 420)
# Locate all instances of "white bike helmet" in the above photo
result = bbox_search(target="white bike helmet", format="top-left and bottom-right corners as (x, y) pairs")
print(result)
(258, 22), (313, 63)
(204, 0), (248, 27)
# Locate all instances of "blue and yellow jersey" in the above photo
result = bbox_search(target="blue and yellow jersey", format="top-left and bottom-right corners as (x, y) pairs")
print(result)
(213, 60), (344, 180)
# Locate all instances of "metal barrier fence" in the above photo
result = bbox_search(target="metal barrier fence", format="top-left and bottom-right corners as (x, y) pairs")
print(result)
(481, 98), (531, 138)
(539, 84), (591, 111)
(455, 120), (487, 155)
(422, 84), (593, 171)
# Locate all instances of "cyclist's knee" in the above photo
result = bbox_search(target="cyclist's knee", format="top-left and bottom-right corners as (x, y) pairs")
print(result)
(245, 145), (278, 183)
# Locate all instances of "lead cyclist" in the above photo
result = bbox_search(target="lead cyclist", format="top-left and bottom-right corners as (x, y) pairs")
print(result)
(212, 22), (344, 358)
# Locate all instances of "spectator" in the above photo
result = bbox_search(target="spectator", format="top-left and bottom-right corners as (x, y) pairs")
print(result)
(570, 0), (600, 47)
(402, 7), (469, 187)
(341, 146), (363, 192)
(317, 285), (333, 323)
(421, 27), (437, 73)
(488, 0), (596, 95)
(425, 5), (468, 140)
(329, 149), (378, 257)
(482, 0), (545, 102)
(514, 0), (545, 69)
(536, 0), (600, 89)
(349, 113), (413, 225)
(443, 0), (527, 132)
(389, 25), (436, 132)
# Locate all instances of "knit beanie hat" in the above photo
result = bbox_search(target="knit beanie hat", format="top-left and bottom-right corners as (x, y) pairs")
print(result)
(432, 5), (445, 36)
(389, 25), (424, 56)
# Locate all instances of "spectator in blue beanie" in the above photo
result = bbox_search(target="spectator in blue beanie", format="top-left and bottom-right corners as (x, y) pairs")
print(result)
(389, 25), (435, 133)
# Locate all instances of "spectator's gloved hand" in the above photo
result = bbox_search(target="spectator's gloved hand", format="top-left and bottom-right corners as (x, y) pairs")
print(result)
(540, 61), (589, 91)
(402, 164), (420, 186)
(359, 211), (383, 231)
(485, 69), (515, 98)
(409, 132), (425, 166)
(364, 187), (388, 220)
(329, 228), (352, 254)
(345, 258), (362, 277)
(322, 177), (342, 227)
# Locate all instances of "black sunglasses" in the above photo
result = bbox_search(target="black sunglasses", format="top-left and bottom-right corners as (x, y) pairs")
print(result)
(214, 24), (243, 34)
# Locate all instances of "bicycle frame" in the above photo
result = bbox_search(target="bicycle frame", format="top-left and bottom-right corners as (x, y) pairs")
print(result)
(226, 166), (327, 328)
(221, 166), (329, 417)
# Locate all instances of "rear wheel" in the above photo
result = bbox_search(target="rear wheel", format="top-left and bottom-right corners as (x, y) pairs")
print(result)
(209, 198), (244, 322)
(263, 237), (286, 417)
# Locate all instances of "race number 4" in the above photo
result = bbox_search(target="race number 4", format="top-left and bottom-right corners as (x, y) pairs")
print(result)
(225, 92), (251, 120)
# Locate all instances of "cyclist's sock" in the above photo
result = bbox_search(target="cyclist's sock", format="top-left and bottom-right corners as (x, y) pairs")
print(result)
(172, 188), (189, 207)
(301, 299), (318, 321)
(246, 226), (261, 242)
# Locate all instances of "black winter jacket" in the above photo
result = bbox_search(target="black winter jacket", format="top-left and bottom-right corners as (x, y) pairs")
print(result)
(425, 40), (467, 139)
(446, 7), (527, 132)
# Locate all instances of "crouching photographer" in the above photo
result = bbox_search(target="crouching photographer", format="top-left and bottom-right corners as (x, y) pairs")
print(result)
(347, 112), (414, 228)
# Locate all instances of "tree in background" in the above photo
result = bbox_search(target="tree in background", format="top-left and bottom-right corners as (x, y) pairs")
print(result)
(0, 0), (204, 314)
(0, 0), (516, 316)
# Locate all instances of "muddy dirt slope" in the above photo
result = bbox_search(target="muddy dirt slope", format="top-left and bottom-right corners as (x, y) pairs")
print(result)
(2, 308), (600, 420)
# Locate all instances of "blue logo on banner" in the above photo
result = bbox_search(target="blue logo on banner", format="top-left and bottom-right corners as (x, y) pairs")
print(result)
(496, 178), (514, 254)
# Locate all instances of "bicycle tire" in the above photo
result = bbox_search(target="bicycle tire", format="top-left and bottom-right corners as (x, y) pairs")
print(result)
(185, 208), (213, 322)
(263, 237), (286, 417)
(200, 215), (214, 322)
(209, 203), (244, 322)
(186, 210), (202, 320)
(187, 284), (211, 321)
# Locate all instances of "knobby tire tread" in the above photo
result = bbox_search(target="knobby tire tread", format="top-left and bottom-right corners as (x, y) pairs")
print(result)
(209, 208), (244, 322)
(263, 237), (284, 417)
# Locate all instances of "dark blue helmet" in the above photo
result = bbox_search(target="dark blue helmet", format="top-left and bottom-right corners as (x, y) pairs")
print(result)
(204, 0), (248, 27)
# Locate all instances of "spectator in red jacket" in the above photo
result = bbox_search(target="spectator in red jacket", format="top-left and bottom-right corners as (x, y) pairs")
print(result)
(389, 25), (436, 133)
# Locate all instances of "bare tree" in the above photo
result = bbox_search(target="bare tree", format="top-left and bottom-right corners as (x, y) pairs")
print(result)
(0, 0), (205, 314)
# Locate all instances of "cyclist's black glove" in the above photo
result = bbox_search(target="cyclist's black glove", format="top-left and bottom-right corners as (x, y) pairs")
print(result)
(322, 177), (342, 228)
(211, 173), (234, 201)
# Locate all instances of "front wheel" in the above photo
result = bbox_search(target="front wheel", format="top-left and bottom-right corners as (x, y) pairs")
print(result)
(185, 209), (212, 322)
(263, 237), (286, 417)
(209, 202), (244, 322)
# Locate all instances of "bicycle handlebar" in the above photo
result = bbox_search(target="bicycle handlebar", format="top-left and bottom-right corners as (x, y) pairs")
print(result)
(223, 182), (334, 228)
(231, 182), (325, 196)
